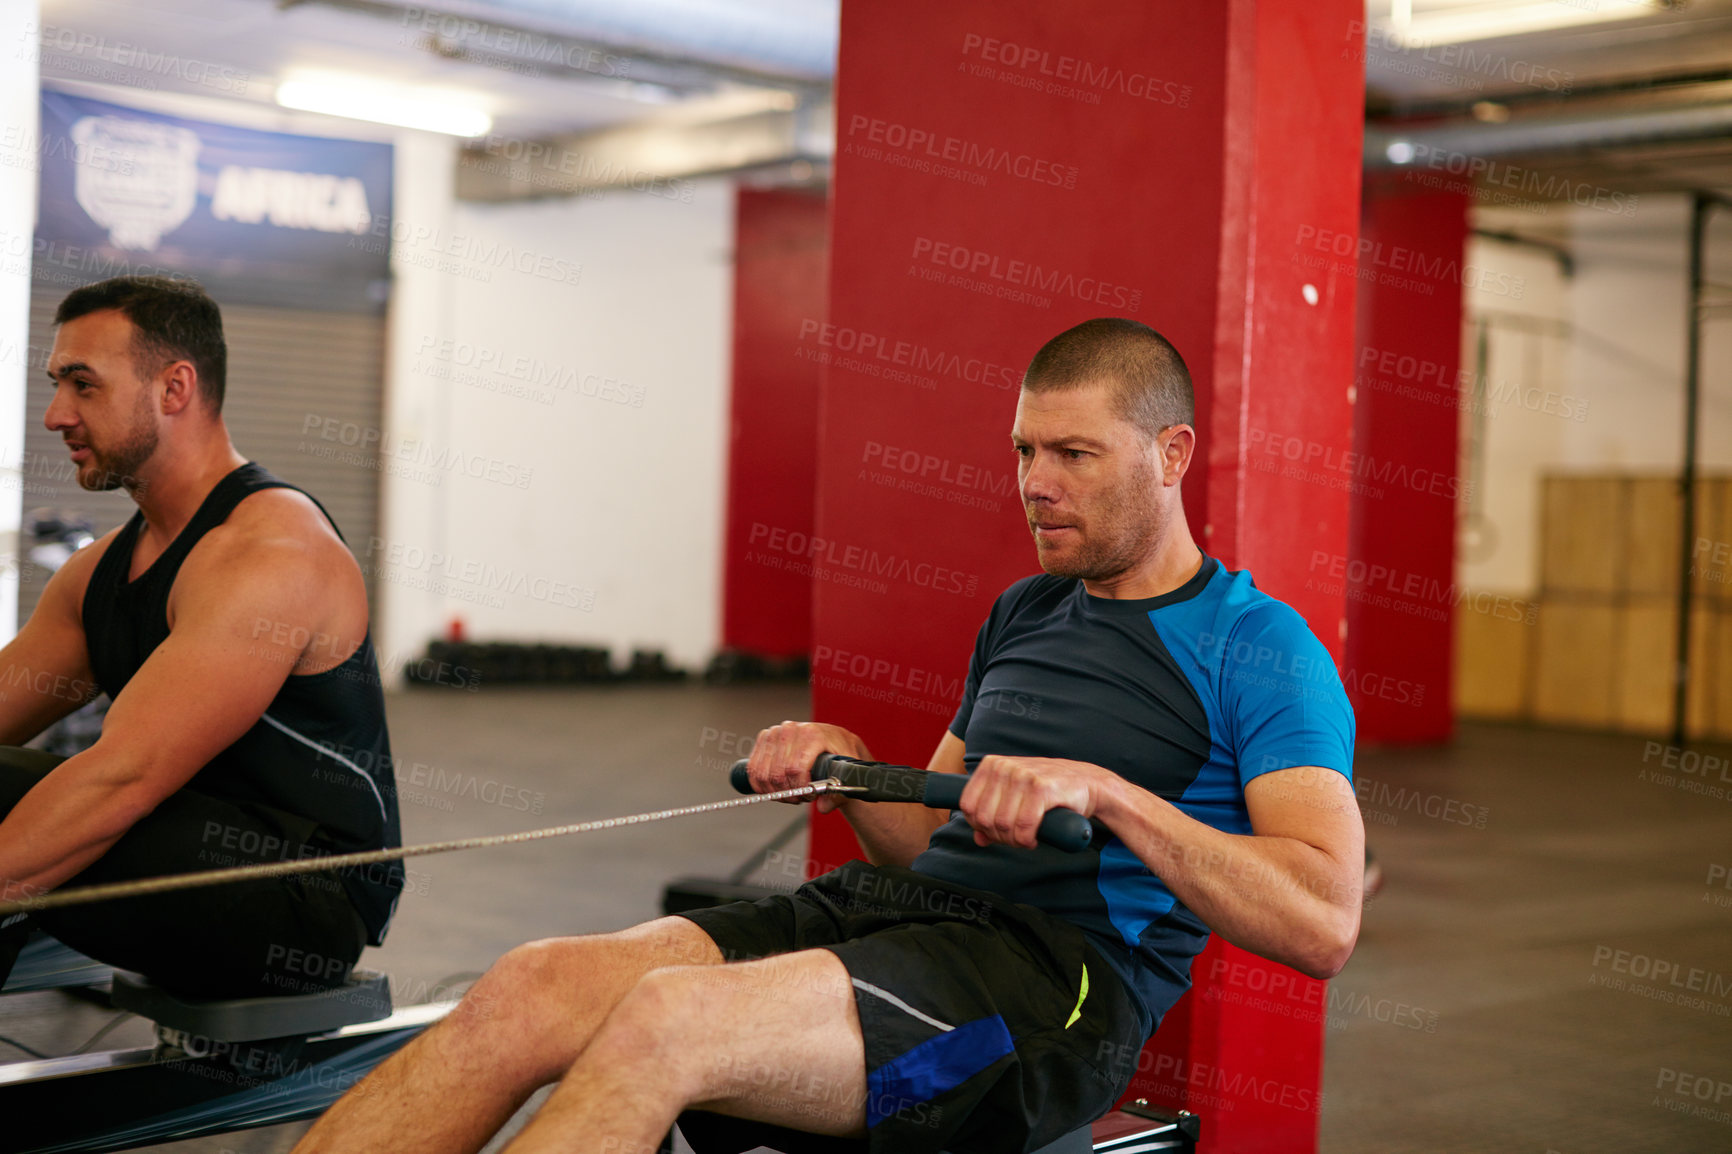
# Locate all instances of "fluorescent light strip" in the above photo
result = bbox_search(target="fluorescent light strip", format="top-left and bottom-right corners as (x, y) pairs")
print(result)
(1385, 0), (1663, 46)
(276, 79), (492, 137)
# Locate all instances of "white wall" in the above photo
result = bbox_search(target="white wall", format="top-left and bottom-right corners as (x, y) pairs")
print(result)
(374, 130), (460, 677)
(1458, 195), (1732, 595)
(0, 0), (41, 642)
(1456, 220), (1573, 593)
(375, 179), (735, 671)
(1568, 196), (1732, 472)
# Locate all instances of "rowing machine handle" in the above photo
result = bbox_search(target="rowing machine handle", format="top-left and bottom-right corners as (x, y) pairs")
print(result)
(728, 754), (1093, 853)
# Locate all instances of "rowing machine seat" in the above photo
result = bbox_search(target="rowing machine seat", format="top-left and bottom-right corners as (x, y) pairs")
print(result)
(110, 969), (392, 1043)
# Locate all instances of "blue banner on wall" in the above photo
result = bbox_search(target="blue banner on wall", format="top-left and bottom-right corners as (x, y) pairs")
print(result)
(35, 90), (392, 313)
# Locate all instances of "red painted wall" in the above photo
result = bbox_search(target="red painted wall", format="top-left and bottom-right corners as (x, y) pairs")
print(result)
(1344, 177), (1468, 743)
(810, 3), (1363, 1150)
(807, 4), (1231, 793)
(720, 187), (830, 658)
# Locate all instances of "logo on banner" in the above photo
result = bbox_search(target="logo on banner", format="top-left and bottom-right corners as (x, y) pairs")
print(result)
(69, 116), (201, 250)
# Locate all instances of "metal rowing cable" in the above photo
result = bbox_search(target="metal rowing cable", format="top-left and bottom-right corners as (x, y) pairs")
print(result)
(0, 779), (862, 917)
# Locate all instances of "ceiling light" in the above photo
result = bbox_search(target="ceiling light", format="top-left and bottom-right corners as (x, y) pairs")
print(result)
(1386, 140), (1417, 164)
(1385, 0), (1666, 47)
(276, 77), (492, 137)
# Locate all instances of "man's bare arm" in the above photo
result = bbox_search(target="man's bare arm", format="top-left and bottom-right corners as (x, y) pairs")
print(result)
(846, 732), (959, 868)
(0, 533), (329, 898)
(0, 538), (109, 746)
(958, 758), (1363, 978)
(742, 724), (958, 870)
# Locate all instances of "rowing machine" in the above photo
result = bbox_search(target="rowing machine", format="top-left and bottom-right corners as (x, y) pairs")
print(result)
(0, 972), (453, 1153)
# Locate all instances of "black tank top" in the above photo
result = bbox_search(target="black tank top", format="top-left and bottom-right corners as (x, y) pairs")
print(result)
(82, 462), (402, 945)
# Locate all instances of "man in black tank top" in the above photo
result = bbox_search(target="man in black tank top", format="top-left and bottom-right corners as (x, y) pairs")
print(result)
(0, 276), (403, 998)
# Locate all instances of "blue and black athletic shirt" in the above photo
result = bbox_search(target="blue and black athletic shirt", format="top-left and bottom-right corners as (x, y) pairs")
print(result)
(911, 555), (1355, 1040)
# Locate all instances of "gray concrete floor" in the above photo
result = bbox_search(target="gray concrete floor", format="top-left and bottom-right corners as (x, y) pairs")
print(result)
(1318, 723), (1732, 1154)
(7, 690), (1730, 1152)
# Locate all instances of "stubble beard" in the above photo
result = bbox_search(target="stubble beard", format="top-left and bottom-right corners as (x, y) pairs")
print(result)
(78, 392), (159, 493)
(1030, 455), (1165, 583)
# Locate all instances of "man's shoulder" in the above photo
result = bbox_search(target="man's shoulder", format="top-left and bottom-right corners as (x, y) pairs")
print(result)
(992, 572), (1073, 614)
(179, 486), (356, 597)
(201, 487), (338, 555)
(1186, 565), (1316, 645)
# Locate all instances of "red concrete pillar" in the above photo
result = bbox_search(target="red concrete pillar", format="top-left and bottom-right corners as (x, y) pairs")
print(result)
(809, 4), (1363, 1151)
(1345, 176), (1469, 743)
(720, 188), (830, 659)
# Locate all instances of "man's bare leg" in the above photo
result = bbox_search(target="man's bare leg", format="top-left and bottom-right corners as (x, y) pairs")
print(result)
(501, 949), (867, 1154)
(291, 917), (724, 1154)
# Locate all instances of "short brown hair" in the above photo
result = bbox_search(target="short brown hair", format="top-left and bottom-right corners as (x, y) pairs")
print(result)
(55, 276), (227, 412)
(1022, 318), (1193, 438)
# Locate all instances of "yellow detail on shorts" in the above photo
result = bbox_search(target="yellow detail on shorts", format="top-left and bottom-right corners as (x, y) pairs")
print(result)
(1065, 964), (1089, 1029)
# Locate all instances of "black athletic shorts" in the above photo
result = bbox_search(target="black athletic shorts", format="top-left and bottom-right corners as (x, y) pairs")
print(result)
(673, 860), (1147, 1154)
(0, 746), (369, 999)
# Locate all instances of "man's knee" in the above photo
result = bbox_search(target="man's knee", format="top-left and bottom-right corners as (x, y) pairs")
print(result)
(472, 936), (592, 1013)
(468, 921), (718, 1021)
(597, 964), (715, 1061)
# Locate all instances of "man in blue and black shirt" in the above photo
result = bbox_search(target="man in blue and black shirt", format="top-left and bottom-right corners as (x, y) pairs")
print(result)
(297, 318), (1362, 1154)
